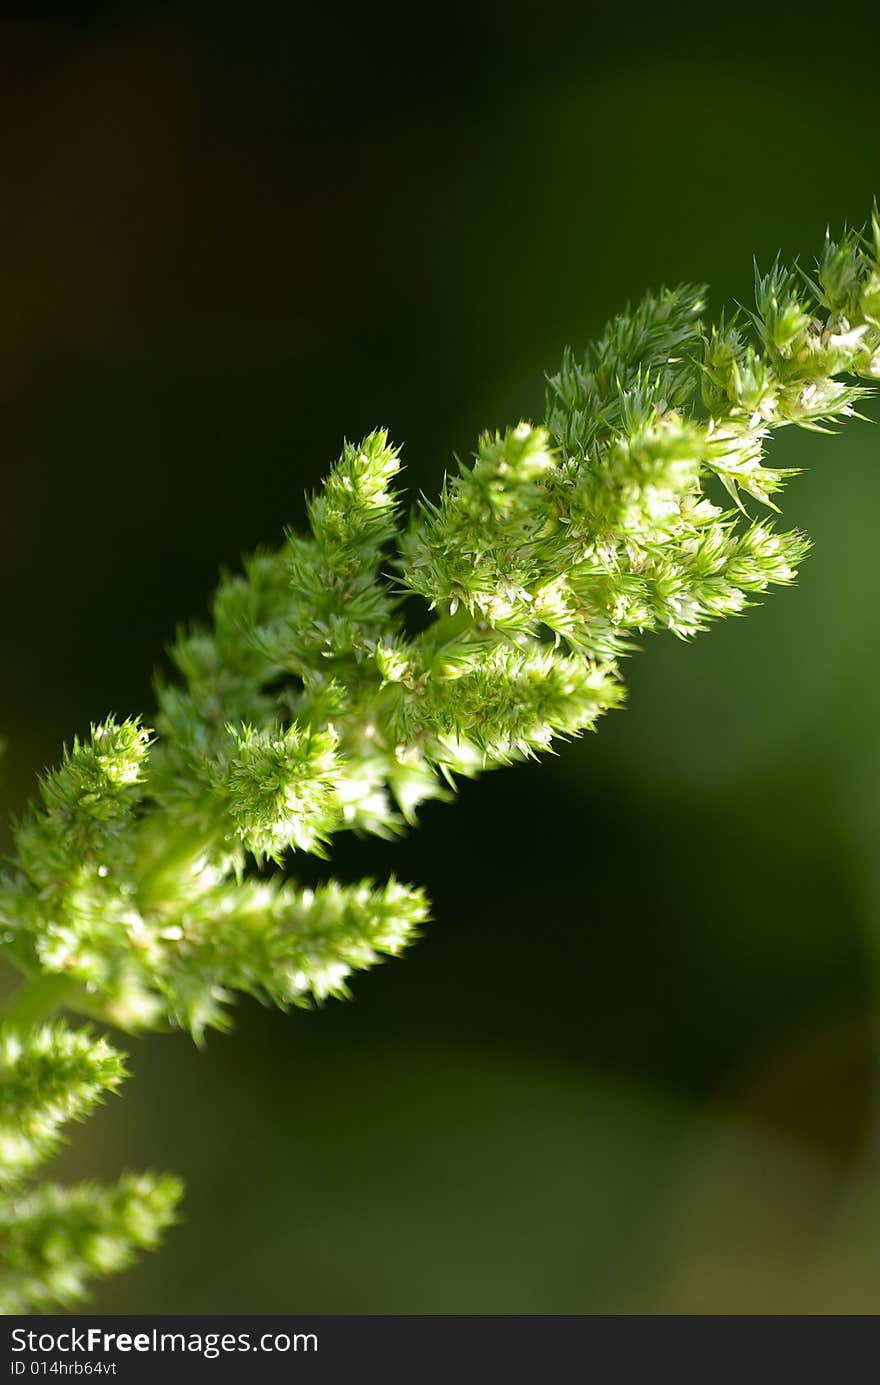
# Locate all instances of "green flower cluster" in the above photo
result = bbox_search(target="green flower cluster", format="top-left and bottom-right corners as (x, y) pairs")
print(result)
(0, 1171), (181, 1314)
(0, 1022), (180, 1312)
(1, 211), (877, 1311)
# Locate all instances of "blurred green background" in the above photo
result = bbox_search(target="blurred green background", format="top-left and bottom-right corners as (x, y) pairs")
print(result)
(3, 1), (880, 1313)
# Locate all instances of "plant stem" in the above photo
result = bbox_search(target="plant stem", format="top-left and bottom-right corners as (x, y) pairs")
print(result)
(0, 973), (79, 1028)
(135, 821), (216, 908)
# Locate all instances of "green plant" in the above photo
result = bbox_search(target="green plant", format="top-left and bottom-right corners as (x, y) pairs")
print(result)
(1, 211), (878, 1313)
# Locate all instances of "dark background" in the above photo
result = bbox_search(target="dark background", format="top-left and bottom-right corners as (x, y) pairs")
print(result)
(3, 2), (880, 1312)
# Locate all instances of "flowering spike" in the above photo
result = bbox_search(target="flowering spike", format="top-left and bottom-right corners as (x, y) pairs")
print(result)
(1, 210), (877, 1310)
(0, 1024), (126, 1189)
(0, 1173), (182, 1314)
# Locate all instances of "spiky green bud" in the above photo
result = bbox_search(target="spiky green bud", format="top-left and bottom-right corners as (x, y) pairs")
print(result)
(0, 1024), (125, 1189)
(0, 1173), (182, 1314)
